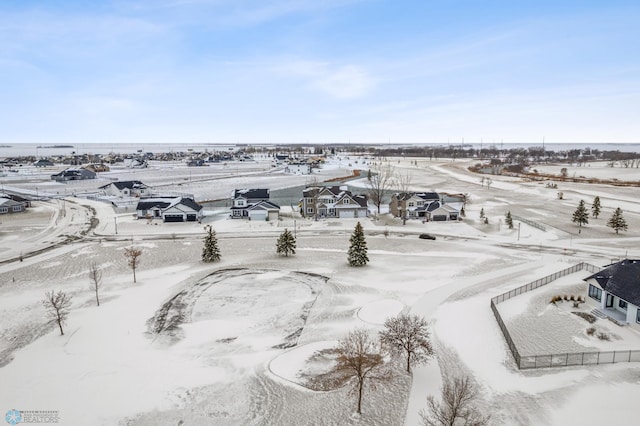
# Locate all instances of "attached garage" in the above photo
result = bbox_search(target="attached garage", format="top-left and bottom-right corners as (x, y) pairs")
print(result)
(164, 214), (184, 222)
(186, 214), (197, 222)
(339, 210), (355, 218)
(249, 210), (268, 221)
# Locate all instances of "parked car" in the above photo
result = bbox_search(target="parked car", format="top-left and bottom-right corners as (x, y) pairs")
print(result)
(419, 233), (436, 240)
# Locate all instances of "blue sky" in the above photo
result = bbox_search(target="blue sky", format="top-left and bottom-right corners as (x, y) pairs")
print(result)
(1, 0), (639, 144)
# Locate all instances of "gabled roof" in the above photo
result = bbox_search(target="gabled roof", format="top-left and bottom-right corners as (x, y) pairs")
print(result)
(100, 180), (148, 190)
(247, 200), (280, 211)
(233, 188), (269, 200)
(394, 192), (440, 201)
(0, 198), (23, 208)
(136, 197), (202, 212)
(585, 259), (640, 306)
(303, 185), (344, 197)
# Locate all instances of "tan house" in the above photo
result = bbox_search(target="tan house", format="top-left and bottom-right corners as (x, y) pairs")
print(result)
(389, 192), (440, 219)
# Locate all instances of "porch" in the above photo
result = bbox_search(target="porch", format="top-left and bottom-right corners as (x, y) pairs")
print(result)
(592, 308), (627, 325)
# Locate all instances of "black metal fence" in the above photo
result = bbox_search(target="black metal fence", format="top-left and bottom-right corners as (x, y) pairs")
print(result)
(489, 262), (640, 370)
(512, 214), (546, 231)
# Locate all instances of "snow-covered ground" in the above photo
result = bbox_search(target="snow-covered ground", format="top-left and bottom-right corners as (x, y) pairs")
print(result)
(1, 156), (640, 425)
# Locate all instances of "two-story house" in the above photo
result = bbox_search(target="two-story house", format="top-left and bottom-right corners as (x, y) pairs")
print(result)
(389, 192), (440, 219)
(231, 188), (280, 221)
(301, 186), (368, 219)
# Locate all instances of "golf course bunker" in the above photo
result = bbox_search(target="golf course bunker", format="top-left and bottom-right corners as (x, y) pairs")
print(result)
(149, 269), (328, 351)
(357, 299), (405, 325)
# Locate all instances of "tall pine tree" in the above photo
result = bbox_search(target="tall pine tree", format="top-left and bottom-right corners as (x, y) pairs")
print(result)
(572, 200), (589, 227)
(505, 211), (514, 229)
(348, 222), (369, 267)
(202, 225), (221, 262)
(592, 196), (601, 218)
(607, 207), (628, 234)
(276, 229), (296, 256)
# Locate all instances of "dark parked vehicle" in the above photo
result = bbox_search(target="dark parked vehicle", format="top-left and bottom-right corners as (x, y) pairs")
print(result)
(419, 233), (436, 240)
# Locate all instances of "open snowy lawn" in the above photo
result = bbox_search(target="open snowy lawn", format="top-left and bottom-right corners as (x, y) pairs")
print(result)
(534, 161), (640, 181)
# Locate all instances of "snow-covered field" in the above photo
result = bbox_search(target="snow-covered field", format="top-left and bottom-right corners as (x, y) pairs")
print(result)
(1, 156), (640, 425)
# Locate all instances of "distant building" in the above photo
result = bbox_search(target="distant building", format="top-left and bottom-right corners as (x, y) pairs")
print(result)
(34, 159), (55, 167)
(284, 163), (311, 175)
(99, 181), (150, 198)
(51, 168), (97, 182)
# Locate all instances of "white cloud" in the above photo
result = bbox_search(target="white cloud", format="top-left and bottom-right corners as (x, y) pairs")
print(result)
(284, 60), (376, 99)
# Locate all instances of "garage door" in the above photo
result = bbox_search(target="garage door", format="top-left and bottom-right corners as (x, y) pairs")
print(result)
(164, 215), (184, 222)
(186, 214), (197, 222)
(432, 215), (447, 221)
(340, 210), (355, 218)
(250, 211), (267, 221)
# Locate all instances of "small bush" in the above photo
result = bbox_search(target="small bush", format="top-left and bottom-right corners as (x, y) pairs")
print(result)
(550, 295), (563, 304)
(573, 312), (597, 323)
(563, 294), (569, 301)
(569, 295), (575, 301)
(597, 332), (610, 341)
(586, 327), (596, 336)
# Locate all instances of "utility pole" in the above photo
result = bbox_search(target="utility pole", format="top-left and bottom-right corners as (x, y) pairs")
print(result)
(114, 216), (118, 234)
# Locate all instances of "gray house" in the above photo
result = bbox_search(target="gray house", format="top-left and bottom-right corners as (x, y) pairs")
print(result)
(135, 197), (203, 222)
(585, 259), (640, 329)
(231, 189), (280, 220)
(51, 168), (97, 182)
(0, 197), (25, 214)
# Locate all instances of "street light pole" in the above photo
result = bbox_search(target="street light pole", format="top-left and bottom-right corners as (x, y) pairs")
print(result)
(114, 216), (118, 234)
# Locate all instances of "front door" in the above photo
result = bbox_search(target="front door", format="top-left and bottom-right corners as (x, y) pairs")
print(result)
(606, 294), (614, 308)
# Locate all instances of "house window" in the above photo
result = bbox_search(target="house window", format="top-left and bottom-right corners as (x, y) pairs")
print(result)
(408, 202), (415, 207)
(588, 284), (602, 302)
(343, 199), (350, 204)
(237, 200), (245, 206)
(307, 208), (313, 213)
(619, 299), (628, 310)
(417, 201), (424, 206)
(12, 206), (21, 212)
(0, 207), (7, 213)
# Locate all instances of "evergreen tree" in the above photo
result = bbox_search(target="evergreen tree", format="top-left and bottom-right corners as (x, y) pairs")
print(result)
(479, 208), (485, 219)
(592, 196), (601, 218)
(607, 207), (628, 234)
(572, 200), (589, 227)
(348, 222), (369, 267)
(276, 228), (296, 256)
(202, 225), (221, 262)
(505, 211), (514, 229)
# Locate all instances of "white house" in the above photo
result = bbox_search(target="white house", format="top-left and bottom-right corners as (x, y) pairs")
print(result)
(99, 180), (150, 198)
(135, 197), (203, 222)
(284, 163), (311, 175)
(585, 259), (640, 329)
(230, 189), (280, 220)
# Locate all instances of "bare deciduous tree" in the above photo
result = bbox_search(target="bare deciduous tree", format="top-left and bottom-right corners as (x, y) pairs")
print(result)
(420, 375), (491, 426)
(88, 262), (103, 306)
(379, 314), (434, 373)
(395, 170), (413, 225)
(42, 290), (73, 336)
(336, 328), (390, 414)
(124, 246), (143, 283)
(367, 163), (395, 215)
